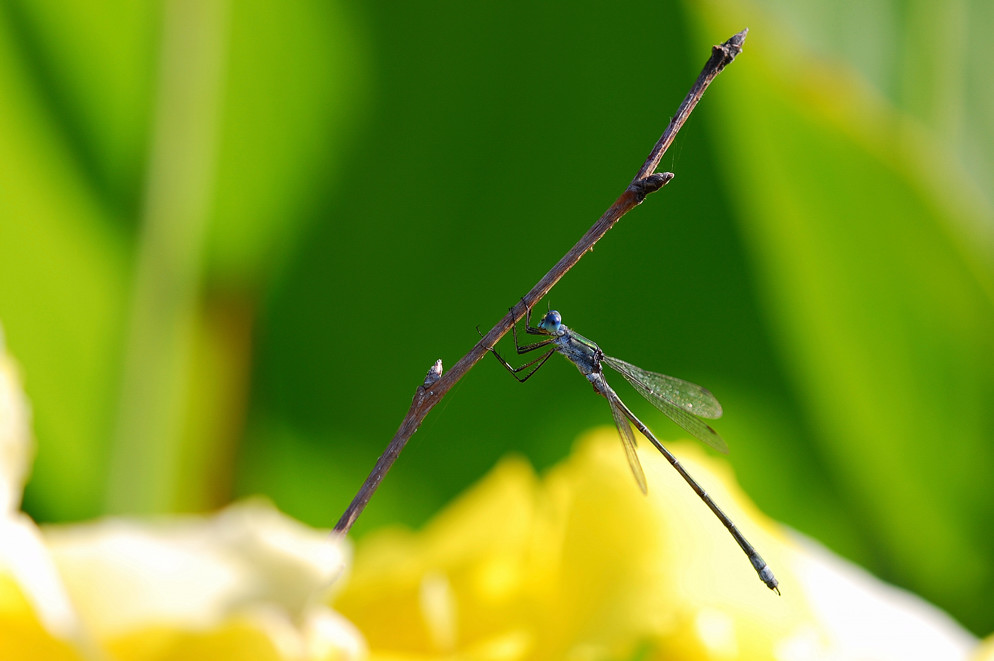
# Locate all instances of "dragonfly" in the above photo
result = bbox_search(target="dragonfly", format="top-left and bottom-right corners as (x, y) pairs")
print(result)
(486, 304), (779, 593)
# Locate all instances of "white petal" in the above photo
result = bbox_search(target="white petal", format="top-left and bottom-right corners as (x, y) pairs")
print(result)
(0, 325), (34, 515)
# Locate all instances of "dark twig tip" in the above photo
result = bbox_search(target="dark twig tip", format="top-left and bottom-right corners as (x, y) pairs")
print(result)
(718, 29), (748, 61)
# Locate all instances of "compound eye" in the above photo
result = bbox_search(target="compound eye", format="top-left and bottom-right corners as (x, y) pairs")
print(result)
(539, 310), (562, 332)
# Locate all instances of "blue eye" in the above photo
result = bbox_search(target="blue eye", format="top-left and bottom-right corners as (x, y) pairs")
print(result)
(539, 310), (562, 332)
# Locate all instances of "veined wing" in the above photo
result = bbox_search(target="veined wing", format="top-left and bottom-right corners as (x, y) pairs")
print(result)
(603, 355), (728, 454)
(603, 356), (723, 419)
(605, 390), (648, 494)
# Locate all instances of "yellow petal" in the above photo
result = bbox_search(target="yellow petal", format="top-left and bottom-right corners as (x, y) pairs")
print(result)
(0, 571), (84, 661)
(0, 514), (88, 660)
(337, 429), (976, 661)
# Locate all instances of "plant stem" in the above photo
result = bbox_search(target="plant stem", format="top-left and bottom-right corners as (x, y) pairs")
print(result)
(333, 29), (748, 535)
(106, 0), (228, 513)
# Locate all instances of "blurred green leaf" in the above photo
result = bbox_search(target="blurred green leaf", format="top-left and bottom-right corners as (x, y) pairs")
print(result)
(0, 4), (130, 519)
(689, 0), (994, 632)
(0, 0), (366, 518)
(209, 0), (368, 284)
(0, 0), (156, 210)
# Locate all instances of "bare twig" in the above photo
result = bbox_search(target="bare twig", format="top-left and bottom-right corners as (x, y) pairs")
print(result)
(333, 29), (748, 535)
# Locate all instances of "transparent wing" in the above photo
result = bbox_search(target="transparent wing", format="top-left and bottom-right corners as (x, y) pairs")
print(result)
(603, 355), (728, 454)
(603, 356), (723, 419)
(605, 391), (648, 494)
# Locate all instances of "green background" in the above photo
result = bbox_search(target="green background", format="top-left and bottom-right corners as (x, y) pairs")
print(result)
(2, 0), (992, 636)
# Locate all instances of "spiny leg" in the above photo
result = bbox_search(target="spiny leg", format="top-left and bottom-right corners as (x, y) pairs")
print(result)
(511, 301), (552, 353)
(491, 345), (555, 383)
(478, 320), (556, 383)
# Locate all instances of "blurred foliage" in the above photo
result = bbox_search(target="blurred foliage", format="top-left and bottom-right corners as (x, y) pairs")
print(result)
(0, 0), (991, 638)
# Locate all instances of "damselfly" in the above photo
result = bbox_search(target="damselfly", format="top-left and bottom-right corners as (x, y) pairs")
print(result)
(487, 304), (779, 593)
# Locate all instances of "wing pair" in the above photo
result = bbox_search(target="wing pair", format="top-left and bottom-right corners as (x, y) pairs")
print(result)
(601, 356), (725, 493)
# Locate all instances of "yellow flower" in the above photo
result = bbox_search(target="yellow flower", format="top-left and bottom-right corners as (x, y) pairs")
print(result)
(336, 429), (979, 661)
(3, 321), (987, 660)
(0, 325), (364, 661)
